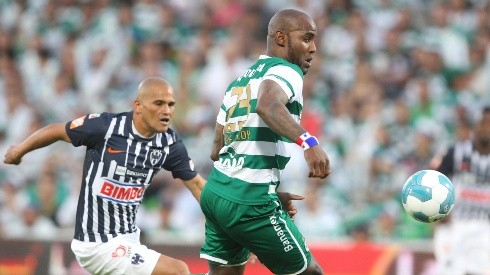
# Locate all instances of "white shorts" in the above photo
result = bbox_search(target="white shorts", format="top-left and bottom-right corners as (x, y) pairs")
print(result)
(434, 220), (490, 275)
(71, 232), (160, 275)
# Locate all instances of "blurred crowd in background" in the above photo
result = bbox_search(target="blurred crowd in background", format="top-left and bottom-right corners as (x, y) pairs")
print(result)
(0, 0), (489, 244)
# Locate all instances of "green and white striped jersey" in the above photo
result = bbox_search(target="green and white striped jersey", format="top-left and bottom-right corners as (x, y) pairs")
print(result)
(206, 55), (304, 205)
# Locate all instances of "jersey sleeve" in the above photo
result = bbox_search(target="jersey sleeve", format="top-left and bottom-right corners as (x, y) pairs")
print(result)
(262, 65), (303, 102)
(216, 105), (226, 125)
(163, 140), (198, 181)
(65, 113), (109, 148)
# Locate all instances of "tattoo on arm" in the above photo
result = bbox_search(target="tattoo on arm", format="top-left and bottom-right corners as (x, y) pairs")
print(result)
(256, 80), (305, 141)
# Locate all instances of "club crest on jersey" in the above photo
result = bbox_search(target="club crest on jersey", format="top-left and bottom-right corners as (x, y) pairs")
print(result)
(94, 177), (145, 204)
(131, 253), (144, 265)
(150, 149), (163, 165)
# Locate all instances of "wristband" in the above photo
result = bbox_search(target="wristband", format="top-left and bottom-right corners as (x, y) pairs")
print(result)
(295, 132), (319, 150)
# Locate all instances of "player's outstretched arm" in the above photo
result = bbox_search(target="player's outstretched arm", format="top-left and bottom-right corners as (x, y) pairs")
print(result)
(3, 123), (71, 165)
(256, 80), (331, 178)
(183, 174), (206, 202)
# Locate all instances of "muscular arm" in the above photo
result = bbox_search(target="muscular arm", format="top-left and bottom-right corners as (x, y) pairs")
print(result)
(3, 123), (71, 165)
(183, 174), (206, 202)
(210, 123), (224, 161)
(256, 79), (331, 179)
(255, 79), (306, 141)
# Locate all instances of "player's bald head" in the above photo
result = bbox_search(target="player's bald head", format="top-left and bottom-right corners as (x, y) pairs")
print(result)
(133, 77), (176, 136)
(136, 77), (173, 101)
(267, 9), (315, 37)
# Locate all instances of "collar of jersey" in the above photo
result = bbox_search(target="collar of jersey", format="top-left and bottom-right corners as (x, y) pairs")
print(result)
(132, 121), (156, 139)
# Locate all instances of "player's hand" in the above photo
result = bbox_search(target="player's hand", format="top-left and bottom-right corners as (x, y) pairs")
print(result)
(3, 145), (23, 165)
(304, 146), (331, 178)
(277, 192), (304, 219)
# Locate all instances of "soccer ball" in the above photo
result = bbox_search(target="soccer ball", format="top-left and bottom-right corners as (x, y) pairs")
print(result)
(401, 170), (455, 223)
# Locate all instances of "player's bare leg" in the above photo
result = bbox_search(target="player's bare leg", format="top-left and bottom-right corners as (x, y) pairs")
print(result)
(207, 262), (245, 275)
(206, 258), (322, 275)
(151, 255), (190, 275)
(300, 257), (323, 275)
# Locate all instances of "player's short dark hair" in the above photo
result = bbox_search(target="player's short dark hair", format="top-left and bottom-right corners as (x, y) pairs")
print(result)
(475, 106), (490, 123)
(483, 106), (490, 114)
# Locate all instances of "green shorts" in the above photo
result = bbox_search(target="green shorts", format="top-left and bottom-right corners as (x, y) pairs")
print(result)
(199, 185), (312, 274)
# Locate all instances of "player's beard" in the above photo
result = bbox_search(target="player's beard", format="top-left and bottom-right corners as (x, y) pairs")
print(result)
(286, 36), (305, 75)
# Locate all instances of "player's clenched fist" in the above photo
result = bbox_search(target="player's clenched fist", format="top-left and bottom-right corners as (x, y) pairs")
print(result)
(304, 146), (330, 179)
(3, 145), (22, 165)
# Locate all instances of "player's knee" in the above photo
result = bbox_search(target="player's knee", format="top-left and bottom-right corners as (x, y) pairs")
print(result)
(152, 258), (189, 275)
(171, 259), (190, 275)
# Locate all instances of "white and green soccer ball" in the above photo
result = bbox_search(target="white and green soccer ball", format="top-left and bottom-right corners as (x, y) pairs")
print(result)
(401, 170), (455, 223)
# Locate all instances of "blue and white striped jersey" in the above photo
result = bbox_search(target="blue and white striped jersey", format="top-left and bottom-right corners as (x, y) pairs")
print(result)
(65, 111), (197, 243)
(437, 140), (490, 221)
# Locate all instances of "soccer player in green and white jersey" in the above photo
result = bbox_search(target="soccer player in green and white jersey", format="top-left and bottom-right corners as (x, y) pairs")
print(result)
(199, 9), (331, 275)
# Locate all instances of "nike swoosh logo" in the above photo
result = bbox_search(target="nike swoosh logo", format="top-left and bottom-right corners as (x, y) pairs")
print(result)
(108, 147), (125, 154)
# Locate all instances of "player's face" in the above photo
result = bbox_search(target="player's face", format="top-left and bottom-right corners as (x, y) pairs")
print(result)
(141, 88), (175, 134)
(286, 21), (317, 75)
(476, 113), (490, 146)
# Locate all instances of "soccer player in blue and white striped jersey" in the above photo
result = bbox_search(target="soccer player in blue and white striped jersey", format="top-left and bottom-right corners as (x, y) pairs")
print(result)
(4, 77), (206, 275)
(431, 106), (490, 274)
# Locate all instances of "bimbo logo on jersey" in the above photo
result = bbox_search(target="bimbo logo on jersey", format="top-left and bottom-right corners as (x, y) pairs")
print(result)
(93, 177), (145, 204)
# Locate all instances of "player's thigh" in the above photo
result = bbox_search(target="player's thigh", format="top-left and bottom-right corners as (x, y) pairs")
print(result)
(238, 201), (313, 275)
(71, 238), (161, 275)
(200, 187), (249, 266)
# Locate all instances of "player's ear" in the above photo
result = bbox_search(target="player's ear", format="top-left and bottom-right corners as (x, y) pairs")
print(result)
(134, 100), (142, 114)
(275, 31), (286, 47)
